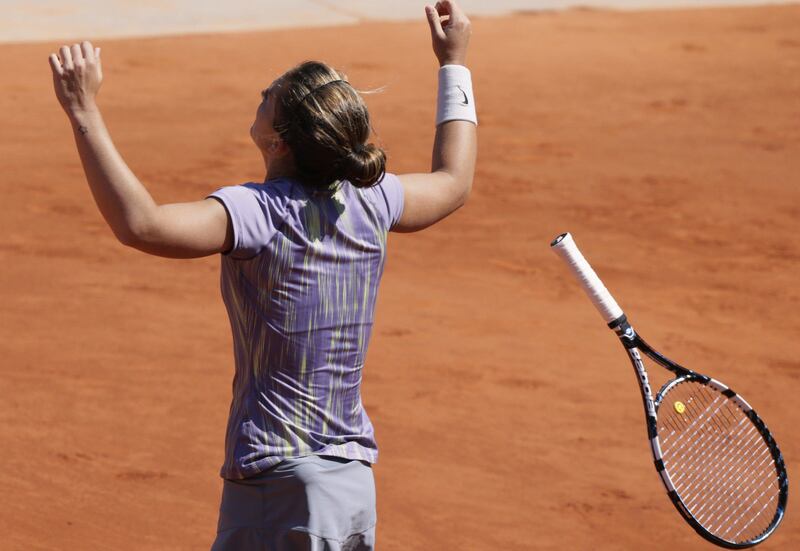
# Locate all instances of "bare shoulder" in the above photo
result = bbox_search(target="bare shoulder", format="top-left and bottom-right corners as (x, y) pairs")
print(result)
(128, 198), (232, 258)
(393, 171), (465, 233)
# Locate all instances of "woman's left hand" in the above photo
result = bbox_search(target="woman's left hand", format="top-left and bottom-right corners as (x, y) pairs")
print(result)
(49, 41), (103, 117)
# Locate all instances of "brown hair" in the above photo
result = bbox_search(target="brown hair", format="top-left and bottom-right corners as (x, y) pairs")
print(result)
(272, 61), (386, 191)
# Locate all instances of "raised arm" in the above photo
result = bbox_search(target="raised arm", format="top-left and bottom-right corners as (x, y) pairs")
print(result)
(394, 1), (477, 233)
(48, 42), (232, 258)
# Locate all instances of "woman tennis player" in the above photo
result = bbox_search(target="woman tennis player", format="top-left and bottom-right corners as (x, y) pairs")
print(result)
(49, 1), (476, 549)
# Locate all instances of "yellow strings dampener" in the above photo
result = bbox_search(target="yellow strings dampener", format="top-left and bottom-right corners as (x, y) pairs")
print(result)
(674, 401), (686, 414)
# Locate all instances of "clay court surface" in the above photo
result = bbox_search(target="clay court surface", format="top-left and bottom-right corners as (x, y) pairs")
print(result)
(1, 4), (798, 549)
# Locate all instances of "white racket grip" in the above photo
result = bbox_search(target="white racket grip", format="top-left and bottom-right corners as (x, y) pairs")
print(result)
(550, 233), (624, 325)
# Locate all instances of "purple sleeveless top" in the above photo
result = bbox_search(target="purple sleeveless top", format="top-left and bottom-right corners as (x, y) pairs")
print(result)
(207, 174), (404, 479)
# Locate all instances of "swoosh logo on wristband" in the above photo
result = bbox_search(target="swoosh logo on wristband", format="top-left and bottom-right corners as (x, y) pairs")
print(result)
(456, 85), (469, 105)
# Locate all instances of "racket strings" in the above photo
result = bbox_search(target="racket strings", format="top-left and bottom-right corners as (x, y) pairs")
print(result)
(668, 424), (774, 538)
(661, 385), (778, 542)
(657, 381), (779, 544)
(665, 389), (776, 540)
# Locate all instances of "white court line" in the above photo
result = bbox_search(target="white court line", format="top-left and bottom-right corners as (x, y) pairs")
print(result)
(1, 1), (798, 44)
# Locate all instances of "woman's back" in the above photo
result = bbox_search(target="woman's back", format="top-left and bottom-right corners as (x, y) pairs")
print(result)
(208, 174), (404, 479)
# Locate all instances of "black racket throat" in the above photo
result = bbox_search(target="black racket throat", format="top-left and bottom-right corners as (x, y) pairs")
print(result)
(608, 313), (695, 379)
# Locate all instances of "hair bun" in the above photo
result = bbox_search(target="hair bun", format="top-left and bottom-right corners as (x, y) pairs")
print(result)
(341, 143), (386, 188)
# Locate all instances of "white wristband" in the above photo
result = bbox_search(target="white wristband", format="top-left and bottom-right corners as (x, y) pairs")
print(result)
(436, 64), (477, 126)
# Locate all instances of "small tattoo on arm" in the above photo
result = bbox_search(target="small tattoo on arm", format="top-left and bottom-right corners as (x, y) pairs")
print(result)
(78, 125), (89, 135)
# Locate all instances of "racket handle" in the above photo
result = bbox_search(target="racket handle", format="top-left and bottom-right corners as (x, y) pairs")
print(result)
(550, 232), (624, 325)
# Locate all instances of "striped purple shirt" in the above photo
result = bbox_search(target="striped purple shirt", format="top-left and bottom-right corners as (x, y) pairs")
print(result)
(207, 174), (404, 480)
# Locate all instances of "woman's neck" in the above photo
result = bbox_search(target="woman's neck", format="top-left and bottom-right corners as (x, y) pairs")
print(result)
(262, 151), (297, 182)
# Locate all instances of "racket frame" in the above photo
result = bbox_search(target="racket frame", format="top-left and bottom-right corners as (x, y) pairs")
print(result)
(610, 314), (788, 548)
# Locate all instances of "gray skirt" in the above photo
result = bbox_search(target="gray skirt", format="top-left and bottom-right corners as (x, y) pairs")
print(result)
(211, 455), (376, 551)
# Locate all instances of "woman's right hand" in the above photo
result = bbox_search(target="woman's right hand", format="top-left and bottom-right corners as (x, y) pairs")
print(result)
(425, 1), (471, 67)
(49, 41), (103, 118)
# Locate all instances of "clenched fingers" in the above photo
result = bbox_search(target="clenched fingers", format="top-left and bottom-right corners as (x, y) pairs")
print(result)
(48, 41), (104, 115)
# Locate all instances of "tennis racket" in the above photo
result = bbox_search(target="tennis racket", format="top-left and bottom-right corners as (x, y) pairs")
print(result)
(550, 232), (788, 548)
